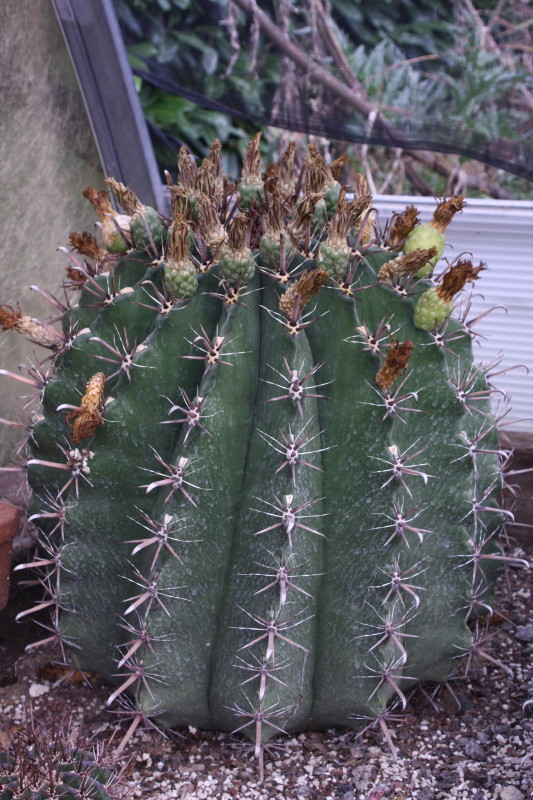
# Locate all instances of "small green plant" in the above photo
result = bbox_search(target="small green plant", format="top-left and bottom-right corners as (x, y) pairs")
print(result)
(1, 136), (519, 779)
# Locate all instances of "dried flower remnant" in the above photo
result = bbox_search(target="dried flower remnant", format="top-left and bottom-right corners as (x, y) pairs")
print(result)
(83, 185), (132, 253)
(104, 178), (142, 216)
(378, 247), (438, 283)
(219, 213), (255, 288)
(177, 146), (198, 192)
(386, 205), (420, 251)
(278, 141), (297, 200)
(329, 154), (348, 182)
(207, 138), (224, 207)
(279, 269), (329, 322)
(375, 339), (414, 392)
(352, 174), (375, 245)
(438, 259), (485, 302)
(66, 372), (106, 445)
(431, 196), (466, 234)
(0, 304), (63, 348)
(239, 132), (264, 208)
(69, 231), (106, 261)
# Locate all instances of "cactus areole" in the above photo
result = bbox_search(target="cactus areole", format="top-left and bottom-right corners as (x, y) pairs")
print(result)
(4, 138), (512, 776)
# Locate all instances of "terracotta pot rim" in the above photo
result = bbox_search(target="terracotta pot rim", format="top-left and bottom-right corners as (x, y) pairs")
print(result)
(0, 502), (20, 546)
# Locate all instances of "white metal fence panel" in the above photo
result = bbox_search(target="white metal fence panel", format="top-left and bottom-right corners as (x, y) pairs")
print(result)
(373, 196), (533, 433)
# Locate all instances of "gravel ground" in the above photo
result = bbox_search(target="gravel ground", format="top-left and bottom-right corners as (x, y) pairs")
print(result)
(0, 551), (531, 800)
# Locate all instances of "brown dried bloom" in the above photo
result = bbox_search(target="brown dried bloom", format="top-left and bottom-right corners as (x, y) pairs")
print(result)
(329, 154), (348, 182)
(376, 339), (413, 392)
(69, 232), (106, 261)
(278, 141), (296, 199)
(0, 304), (63, 348)
(287, 193), (323, 243)
(378, 247), (438, 283)
(437, 259), (485, 303)
(325, 188), (352, 248)
(386, 205), (420, 250)
(346, 194), (373, 226)
(105, 178), (143, 215)
(167, 215), (190, 266)
(279, 269), (329, 320)
(208, 138), (224, 205)
(170, 188), (190, 220)
(177, 146), (198, 192)
(242, 132), (263, 184)
(263, 185), (284, 238)
(82, 187), (115, 220)
(66, 372), (106, 445)
(227, 213), (249, 254)
(304, 146), (332, 195)
(196, 193), (227, 251)
(430, 196), (465, 234)
(195, 158), (215, 198)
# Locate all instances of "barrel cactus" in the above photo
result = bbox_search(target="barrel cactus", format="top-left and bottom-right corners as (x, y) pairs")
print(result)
(0, 718), (121, 799)
(1, 138), (517, 778)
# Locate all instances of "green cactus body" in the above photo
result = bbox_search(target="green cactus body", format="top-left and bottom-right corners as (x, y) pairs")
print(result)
(414, 285), (453, 330)
(0, 744), (118, 800)
(9, 146), (510, 776)
(403, 222), (445, 277)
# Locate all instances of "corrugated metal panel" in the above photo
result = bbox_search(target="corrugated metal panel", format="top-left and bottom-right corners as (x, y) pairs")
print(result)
(373, 196), (533, 432)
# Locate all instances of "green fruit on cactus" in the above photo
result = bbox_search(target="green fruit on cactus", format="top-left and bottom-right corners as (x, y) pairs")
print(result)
(403, 196), (466, 277)
(403, 222), (444, 276)
(162, 215), (198, 299)
(218, 213), (256, 287)
(2, 137), (516, 780)
(105, 177), (166, 253)
(239, 131), (264, 209)
(414, 285), (452, 329)
(130, 205), (167, 252)
(414, 260), (486, 331)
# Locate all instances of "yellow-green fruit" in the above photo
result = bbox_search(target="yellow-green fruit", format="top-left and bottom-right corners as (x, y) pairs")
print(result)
(163, 263), (198, 299)
(219, 249), (255, 286)
(258, 233), (292, 272)
(318, 241), (350, 280)
(238, 182), (264, 209)
(403, 223), (445, 277)
(414, 285), (453, 330)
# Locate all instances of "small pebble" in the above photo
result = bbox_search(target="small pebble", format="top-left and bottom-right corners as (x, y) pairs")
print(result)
(499, 787), (525, 800)
(28, 682), (50, 698)
(458, 737), (487, 761)
(515, 625), (533, 642)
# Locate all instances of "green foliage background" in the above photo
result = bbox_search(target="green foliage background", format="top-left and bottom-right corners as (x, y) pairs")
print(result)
(113, 2), (533, 195)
